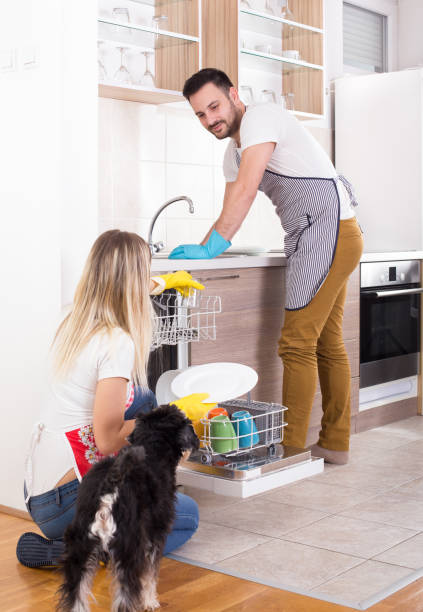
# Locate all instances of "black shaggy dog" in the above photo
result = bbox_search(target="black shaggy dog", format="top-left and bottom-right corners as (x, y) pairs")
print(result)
(56, 404), (199, 612)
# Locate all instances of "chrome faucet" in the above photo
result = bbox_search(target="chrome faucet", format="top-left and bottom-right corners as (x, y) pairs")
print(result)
(148, 196), (194, 254)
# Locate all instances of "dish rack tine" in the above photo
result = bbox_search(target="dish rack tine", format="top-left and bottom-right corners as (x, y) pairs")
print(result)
(151, 289), (222, 349)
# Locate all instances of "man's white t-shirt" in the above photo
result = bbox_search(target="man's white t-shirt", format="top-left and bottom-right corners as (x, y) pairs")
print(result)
(25, 328), (135, 498)
(223, 103), (354, 220)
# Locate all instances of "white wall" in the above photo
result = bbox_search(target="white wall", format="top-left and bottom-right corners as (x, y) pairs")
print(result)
(398, 0), (423, 69)
(0, 1), (97, 511)
(98, 99), (288, 251)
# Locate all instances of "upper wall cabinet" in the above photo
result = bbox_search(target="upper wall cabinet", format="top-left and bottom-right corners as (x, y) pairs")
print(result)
(98, 0), (324, 117)
(98, 0), (200, 103)
(203, 0), (324, 119)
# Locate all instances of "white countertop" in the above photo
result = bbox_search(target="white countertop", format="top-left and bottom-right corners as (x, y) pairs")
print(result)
(151, 252), (287, 272)
(360, 251), (423, 262)
(151, 250), (423, 273)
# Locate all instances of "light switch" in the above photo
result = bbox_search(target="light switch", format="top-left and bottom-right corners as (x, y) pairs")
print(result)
(0, 48), (17, 73)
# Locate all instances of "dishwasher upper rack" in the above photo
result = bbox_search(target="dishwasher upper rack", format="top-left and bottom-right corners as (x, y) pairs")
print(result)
(151, 289), (222, 349)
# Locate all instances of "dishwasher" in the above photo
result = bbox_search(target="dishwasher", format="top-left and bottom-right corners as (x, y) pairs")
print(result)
(149, 288), (323, 497)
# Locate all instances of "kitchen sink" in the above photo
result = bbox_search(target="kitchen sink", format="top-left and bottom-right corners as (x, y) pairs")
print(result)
(152, 252), (247, 259)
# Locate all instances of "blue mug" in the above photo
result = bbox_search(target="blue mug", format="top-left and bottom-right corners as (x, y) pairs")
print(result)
(231, 410), (259, 448)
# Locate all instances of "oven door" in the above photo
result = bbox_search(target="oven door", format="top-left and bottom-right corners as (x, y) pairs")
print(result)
(360, 285), (421, 388)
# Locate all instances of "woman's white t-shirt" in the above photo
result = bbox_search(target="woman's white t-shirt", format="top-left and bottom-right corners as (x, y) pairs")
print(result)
(25, 328), (135, 499)
(223, 103), (355, 220)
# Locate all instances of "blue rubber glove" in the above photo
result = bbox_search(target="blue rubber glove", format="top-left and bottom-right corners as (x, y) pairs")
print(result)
(169, 229), (231, 259)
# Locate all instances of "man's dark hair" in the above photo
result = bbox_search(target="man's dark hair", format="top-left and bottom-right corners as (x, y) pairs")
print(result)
(182, 68), (234, 100)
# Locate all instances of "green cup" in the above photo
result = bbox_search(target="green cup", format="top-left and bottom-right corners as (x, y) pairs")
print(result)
(210, 415), (238, 454)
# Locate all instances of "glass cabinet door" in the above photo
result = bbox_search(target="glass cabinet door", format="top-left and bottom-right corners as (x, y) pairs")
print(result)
(98, 0), (199, 100)
(239, 1), (324, 117)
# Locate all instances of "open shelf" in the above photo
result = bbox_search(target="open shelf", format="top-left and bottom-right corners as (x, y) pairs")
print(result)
(99, 82), (184, 104)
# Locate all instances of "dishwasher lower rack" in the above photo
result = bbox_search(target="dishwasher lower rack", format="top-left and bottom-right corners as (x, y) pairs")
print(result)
(196, 398), (287, 464)
(151, 289), (222, 350)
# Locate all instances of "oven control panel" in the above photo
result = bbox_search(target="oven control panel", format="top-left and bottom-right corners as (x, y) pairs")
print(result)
(361, 260), (421, 288)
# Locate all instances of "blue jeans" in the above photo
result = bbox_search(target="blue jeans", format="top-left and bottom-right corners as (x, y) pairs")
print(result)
(24, 387), (198, 555)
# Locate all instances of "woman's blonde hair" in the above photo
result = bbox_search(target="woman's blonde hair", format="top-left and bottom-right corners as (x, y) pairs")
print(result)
(52, 230), (153, 387)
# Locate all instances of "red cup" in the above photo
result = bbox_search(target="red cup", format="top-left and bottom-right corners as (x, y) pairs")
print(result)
(207, 406), (228, 420)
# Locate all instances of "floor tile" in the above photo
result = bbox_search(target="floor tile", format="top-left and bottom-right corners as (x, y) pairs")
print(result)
(377, 416), (423, 438)
(348, 440), (382, 464)
(373, 532), (423, 569)
(311, 559), (414, 602)
(339, 490), (423, 531)
(311, 461), (416, 494)
(175, 521), (271, 564)
(281, 514), (417, 558)
(392, 476), (423, 500)
(181, 485), (240, 516)
(349, 428), (417, 450)
(216, 539), (364, 591)
(176, 416), (423, 606)
(262, 479), (378, 514)
(351, 444), (423, 477)
(201, 497), (328, 537)
(397, 439), (423, 456)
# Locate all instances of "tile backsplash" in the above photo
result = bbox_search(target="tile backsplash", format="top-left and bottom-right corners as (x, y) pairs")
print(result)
(98, 98), (333, 251)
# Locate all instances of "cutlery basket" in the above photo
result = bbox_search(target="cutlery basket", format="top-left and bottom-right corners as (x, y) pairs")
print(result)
(151, 289), (221, 349)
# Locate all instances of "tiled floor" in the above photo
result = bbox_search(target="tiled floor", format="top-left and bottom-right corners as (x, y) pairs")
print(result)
(175, 416), (423, 606)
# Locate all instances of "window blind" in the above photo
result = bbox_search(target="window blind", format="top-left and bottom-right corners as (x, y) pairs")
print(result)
(343, 2), (387, 73)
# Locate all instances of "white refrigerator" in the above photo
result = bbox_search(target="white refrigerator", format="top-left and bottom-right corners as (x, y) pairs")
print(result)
(335, 69), (423, 253)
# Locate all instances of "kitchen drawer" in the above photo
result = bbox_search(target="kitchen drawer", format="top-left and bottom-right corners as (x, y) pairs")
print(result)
(193, 267), (286, 311)
(191, 267), (286, 405)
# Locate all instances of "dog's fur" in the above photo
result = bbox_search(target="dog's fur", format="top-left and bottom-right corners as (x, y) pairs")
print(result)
(56, 404), (199, 612)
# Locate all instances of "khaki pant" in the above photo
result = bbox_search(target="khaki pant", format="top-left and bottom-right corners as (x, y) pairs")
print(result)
(278, 218), (363, 451)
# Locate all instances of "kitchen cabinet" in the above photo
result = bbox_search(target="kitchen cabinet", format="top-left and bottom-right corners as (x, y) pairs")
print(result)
(190, 266), (286, 403)
(98, 0), (324, 117)
(190, 265), (359, 442)
(98, 0), (200, 104)
(204, 0), (324, 118)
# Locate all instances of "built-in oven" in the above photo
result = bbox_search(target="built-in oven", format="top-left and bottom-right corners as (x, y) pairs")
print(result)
(360, 260), (421, 392)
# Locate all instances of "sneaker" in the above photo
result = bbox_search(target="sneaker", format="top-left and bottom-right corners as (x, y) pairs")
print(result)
(16, 532), (65, 568)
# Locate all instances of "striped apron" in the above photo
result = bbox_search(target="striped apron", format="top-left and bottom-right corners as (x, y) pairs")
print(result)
(235, 152), (358, 310)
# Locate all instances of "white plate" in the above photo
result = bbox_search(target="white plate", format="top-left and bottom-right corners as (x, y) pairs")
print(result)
(171, 362), (258, 403)
(155, 369), (183, 405)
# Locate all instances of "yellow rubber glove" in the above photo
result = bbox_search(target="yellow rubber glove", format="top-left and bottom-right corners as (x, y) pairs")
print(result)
(152, 271), (205, 298)
(171, 393), (216, 422)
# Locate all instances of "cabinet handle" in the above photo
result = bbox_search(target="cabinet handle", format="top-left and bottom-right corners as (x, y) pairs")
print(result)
(197, 274), (240, 283)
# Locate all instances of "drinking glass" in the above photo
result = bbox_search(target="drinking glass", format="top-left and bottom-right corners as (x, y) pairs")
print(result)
(265, 0), (275, 14)
(112, 7), (130, 24)
(97, 41), (108, 81)
(139, 51), (155, 88)
(281, 0), (294, 20)
(151, 15), (169, 32)
(261, 89), (277, 103)
(113, 47), (132, 84)
(112, 7), (132, 43)
(285, 92), (295, 110)
(240, 85), (254, 105)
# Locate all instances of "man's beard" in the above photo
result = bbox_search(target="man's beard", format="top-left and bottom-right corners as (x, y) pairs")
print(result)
(208, 102), (242, 140)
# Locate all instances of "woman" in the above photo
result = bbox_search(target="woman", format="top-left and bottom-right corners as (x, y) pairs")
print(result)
(17, 230), (202, 568)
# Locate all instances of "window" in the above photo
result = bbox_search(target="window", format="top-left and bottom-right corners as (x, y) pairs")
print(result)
(343, 2), (387, 73)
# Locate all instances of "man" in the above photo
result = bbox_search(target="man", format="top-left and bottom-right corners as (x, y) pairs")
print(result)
(169, 68), (363, 464)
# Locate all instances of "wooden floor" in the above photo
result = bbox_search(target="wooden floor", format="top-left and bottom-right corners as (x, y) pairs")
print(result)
(3, 513), (423, 611)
